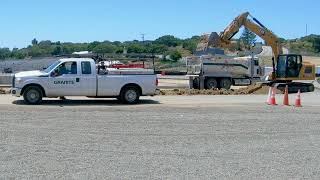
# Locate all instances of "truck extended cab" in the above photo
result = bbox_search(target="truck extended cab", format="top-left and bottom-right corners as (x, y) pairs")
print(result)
(11, 58), (159, 104)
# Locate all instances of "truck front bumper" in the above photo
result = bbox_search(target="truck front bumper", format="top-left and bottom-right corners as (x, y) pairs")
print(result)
(11, 88), (22, 97)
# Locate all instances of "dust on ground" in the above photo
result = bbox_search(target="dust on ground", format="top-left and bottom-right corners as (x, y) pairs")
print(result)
(160, 83), (282, 96)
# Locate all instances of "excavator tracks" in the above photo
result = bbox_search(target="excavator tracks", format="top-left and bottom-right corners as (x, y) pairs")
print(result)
(274, 82), (315, 93)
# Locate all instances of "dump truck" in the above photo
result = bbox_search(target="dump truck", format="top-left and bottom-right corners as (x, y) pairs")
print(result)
(186, 53), (264, 90)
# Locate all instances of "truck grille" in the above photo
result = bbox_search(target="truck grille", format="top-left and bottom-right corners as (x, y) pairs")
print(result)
(12, 75), (15, 88)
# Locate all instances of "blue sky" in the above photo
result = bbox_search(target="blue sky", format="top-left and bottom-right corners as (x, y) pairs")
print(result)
(1, 0), (319, 48)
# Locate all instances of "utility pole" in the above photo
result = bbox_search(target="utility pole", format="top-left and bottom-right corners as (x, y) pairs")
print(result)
(141, 33), (145, 43)
(306, 24), (308, 36)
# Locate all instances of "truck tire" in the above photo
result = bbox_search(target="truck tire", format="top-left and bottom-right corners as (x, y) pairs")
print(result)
(23, 86), (43, 105)
(120, 86), (140, 104)
(205, 78), (218, 89)
(220, 78), (232, 90)
(193, 78), (200, 89)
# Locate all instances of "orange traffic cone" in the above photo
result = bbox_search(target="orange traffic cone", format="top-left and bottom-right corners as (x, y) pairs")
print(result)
(267, 87), (272, 104)
(283, 85), (289, 106)
(269, 87), (277, 106)
(295, 89), (302, 107)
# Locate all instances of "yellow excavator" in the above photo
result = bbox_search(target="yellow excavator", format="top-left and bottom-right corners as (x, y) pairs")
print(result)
(198, 12), (316, 93)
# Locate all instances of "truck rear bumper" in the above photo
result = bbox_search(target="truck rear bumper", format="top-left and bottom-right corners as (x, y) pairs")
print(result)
(155, 88), (160, 95)
(11, 88), (21, 97)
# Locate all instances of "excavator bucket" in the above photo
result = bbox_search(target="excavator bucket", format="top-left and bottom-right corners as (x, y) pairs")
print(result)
(208, 32), (221, 47)
(196, 32), (221, 52)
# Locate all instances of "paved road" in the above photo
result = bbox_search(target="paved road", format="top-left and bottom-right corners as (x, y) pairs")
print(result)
(1, 94), (320, 179)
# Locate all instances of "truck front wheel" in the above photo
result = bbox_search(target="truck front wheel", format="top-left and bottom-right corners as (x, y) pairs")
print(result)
(220, 78), (232, 90)
(120, 86), (140, 104)
(23, 86), (43, 105)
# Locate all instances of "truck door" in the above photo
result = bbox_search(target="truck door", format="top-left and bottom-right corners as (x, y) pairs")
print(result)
(48, 61), (82, 96)
(79, 61), (96, 96)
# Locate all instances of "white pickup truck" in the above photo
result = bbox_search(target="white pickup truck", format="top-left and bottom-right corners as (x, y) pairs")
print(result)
(11, 58), (159, 104)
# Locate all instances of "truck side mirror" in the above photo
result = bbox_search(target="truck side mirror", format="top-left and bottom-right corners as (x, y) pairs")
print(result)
(51, 69), (59, 77)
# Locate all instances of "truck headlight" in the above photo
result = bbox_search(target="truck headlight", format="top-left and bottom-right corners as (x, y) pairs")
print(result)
(16, 77), (22, 83)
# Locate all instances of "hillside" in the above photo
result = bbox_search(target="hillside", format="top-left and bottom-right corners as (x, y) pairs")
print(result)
(282, 34), (320, 56)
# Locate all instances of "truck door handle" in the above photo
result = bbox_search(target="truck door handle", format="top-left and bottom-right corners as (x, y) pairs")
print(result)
(76, 78), (80, 82)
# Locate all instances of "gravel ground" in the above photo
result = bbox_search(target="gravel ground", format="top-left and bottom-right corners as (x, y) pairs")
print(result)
(0, 94), (320, 179)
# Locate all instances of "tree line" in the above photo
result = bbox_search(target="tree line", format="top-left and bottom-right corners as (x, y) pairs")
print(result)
(1, 31), (320, 61)
(0, 35), (201, 61)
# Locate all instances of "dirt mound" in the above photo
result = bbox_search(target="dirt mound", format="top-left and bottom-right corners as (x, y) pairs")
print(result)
(160, 83), (280, 96)
(0, 88), (10, 94)
(0, 88), (6, 94)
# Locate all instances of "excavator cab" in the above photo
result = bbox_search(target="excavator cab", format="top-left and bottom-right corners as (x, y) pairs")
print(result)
(276, 54), (302, 79)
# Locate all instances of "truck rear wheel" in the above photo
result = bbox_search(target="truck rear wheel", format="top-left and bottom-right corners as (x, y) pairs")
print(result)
(205, 78), (218, 89)
(193, 78), (200, 89)
(120, 86), (140, 104)
(220, 78), (232, 90)
(23, 86), (43, 105)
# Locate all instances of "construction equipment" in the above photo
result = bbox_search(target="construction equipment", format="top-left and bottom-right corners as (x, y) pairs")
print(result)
(186, 54), (263, 90)
(198, 12), (316, 93)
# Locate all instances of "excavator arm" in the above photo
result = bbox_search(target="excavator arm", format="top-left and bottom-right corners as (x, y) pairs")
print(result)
(212, 12), (282, 58)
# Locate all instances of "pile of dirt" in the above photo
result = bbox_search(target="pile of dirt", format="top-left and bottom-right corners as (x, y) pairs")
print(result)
(0, 88), (6, 94)
(160, 83), (280, 96)
(0, 88), (11, 94)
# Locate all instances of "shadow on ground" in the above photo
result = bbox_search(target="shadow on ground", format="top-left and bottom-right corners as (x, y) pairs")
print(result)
(12, 99), (160, 106)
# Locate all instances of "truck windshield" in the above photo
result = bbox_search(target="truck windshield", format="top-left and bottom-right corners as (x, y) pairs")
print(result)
(43, 60), (61, 73)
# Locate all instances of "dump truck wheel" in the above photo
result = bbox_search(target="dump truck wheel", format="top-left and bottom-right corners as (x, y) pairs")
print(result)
(205, 78), (218, 89)
(193, 78), (200, 89)
(220, 78), (232, 90)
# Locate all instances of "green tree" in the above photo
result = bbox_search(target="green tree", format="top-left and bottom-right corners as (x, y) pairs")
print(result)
(0, 48), (11, 59)
(310, 37), (320, 52)
(127, 43), (146, 53)
(182, 36), (201, 53)
(169, 50), (182, 61)
(88, 41), (100, 51)
(28, 46), (44, 57)
(92, 44), (117, 54)
(51, 46), (62, 55)
(112, 41), (122, 47)
(240, 28), (256, 49)
(38, 40), (52, 48)
(146, 44), (167, 54)
(31, 38), (38, 46)
(155, 35), (182, 47)
(12, 50), (27, 59)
